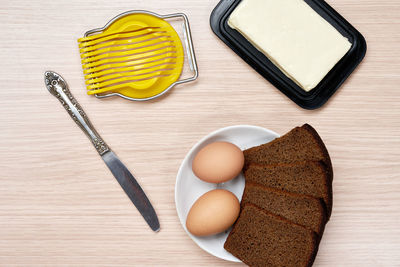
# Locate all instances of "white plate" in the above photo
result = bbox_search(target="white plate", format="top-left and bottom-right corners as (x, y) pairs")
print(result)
(175, 125), (279, 262)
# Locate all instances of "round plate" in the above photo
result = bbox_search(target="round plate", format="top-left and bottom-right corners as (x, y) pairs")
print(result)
(175, 125), (279, 262)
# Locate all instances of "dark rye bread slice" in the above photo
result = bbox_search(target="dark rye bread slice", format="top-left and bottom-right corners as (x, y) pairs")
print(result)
(244, 161), (332, 219)
(242, 183), (327, 235)
(244, 124), (333, 181)
(224, 204), (318, 267)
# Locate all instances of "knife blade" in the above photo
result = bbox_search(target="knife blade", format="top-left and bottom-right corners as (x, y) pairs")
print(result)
(102, 151), (160, 231)
(44, 71), (160, 232)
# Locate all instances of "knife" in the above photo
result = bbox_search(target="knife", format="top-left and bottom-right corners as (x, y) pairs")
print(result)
(44, 71), (160, 232)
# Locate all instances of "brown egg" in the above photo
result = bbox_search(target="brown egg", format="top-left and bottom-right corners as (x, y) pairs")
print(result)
(192, 142), (244, 183)
(186, 189), (240, 236)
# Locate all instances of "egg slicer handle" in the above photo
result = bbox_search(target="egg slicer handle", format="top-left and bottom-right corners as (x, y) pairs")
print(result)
(44, 71), (110, 156)
(163, 12), (199, 85)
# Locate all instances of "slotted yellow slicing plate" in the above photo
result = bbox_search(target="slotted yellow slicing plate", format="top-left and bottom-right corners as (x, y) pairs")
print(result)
(78, 12), (187, 100)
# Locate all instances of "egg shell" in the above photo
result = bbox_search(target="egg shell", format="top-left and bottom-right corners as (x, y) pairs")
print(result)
(192, 141), (244, 183)
(186, 189), (240, 237)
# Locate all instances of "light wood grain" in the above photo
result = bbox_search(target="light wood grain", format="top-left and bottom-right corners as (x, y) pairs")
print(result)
(0, 0), (399, 266)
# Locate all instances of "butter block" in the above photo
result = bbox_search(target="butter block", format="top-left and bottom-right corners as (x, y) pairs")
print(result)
(228, 0), (352, 92)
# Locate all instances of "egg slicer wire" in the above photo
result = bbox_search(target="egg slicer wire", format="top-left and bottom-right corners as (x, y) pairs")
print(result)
(78, 10), (198, 101)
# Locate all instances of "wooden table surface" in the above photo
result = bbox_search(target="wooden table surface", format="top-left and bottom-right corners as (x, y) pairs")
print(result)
(1, 0), (399, 266)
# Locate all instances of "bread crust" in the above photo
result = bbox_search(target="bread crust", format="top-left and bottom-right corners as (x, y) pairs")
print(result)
(301, 124), (333, 182)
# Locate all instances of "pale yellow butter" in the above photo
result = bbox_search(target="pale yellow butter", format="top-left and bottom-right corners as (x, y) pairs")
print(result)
(228, 0), (352, 91)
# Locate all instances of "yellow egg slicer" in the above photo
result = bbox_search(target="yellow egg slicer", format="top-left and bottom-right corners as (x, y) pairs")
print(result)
(78, 10), (198, 101)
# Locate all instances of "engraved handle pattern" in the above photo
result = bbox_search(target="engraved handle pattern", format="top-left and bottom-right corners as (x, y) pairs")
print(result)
(44, 71), (110, 156)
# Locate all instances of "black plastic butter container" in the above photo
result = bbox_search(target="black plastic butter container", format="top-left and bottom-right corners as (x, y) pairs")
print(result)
(210, 0), (367, 109)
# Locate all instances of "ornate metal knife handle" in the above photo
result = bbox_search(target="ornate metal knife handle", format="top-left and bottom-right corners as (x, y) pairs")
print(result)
(44, 71), (110, 156)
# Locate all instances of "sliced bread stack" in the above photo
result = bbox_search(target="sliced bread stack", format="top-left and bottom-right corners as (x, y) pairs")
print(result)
(224, 124), (333, 267)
